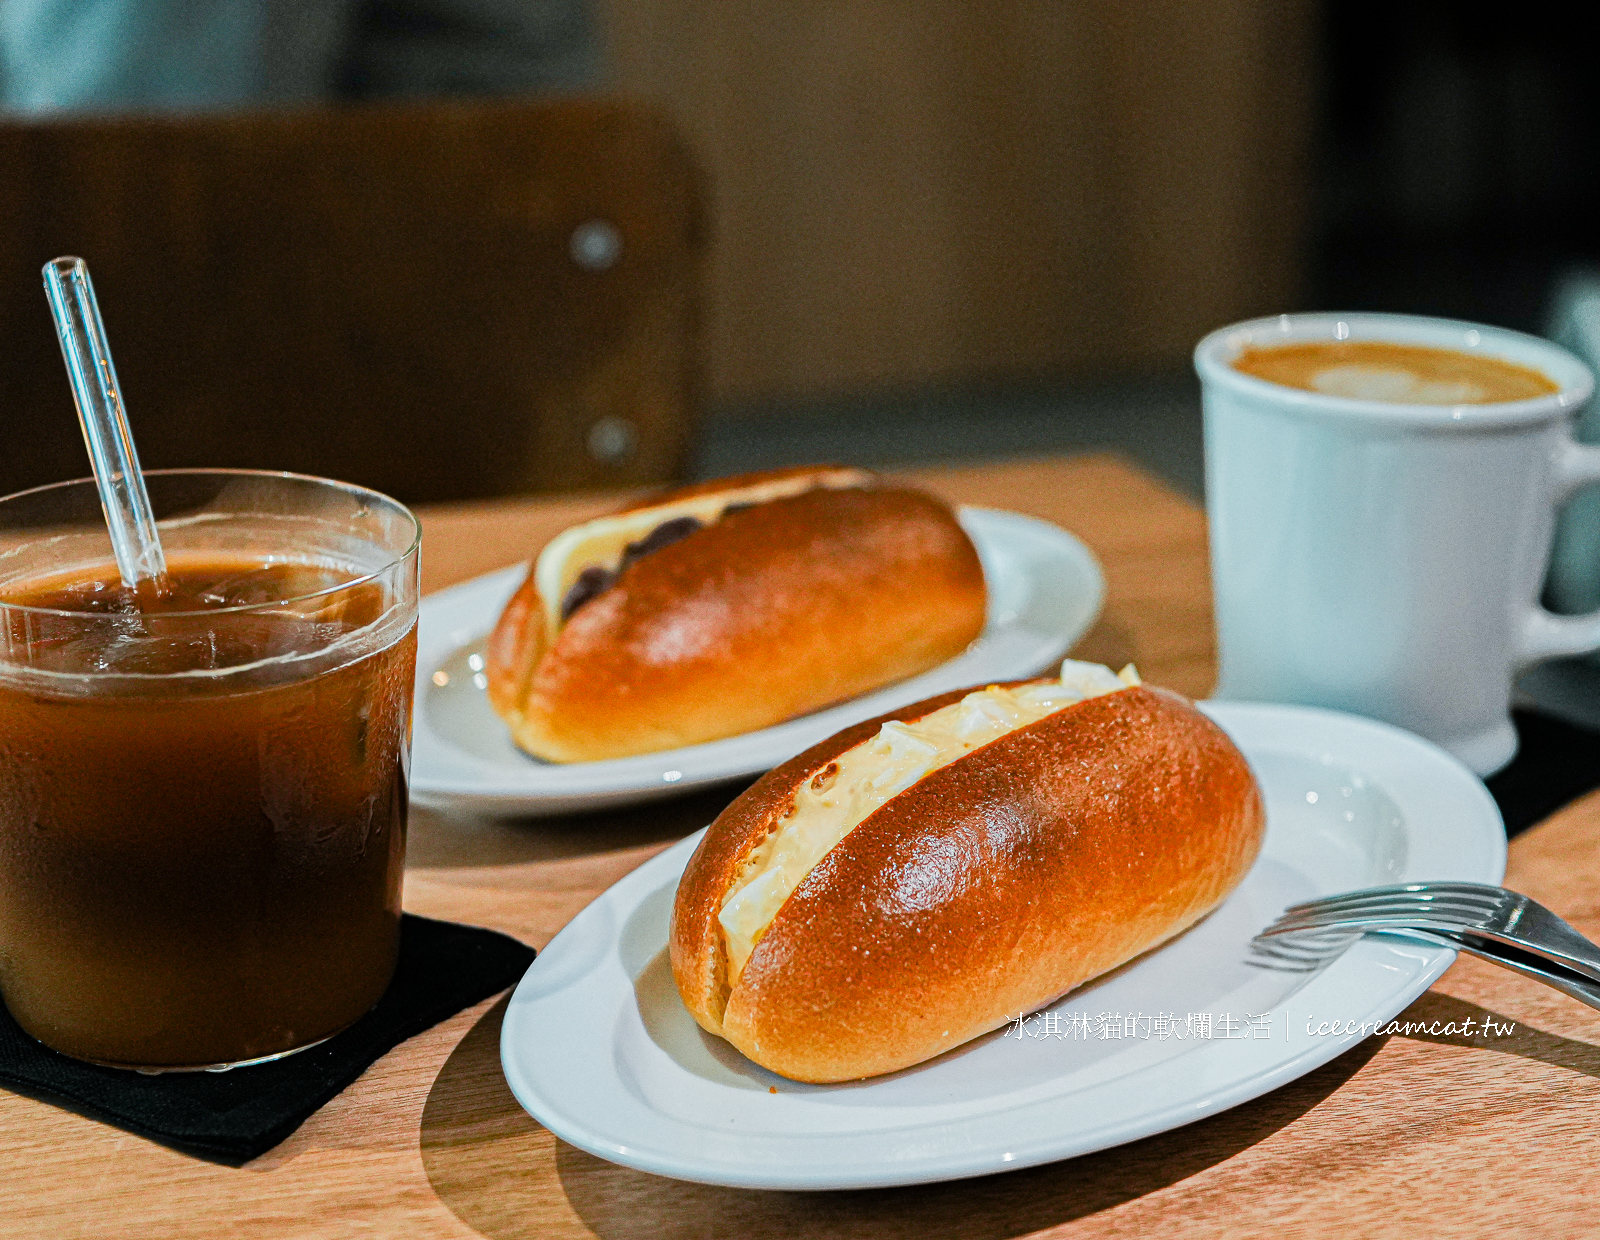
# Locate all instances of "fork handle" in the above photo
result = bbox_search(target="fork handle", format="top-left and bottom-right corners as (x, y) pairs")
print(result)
(1386, 928), (1600, 1015)
(1507, 901), (1600, 986)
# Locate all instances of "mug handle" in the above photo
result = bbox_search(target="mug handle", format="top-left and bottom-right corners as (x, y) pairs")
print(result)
(1520, 438), (1600, 664)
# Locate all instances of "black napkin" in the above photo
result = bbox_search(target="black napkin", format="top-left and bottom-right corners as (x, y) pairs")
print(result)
(1488, 708), (1600, 838)
(0, 913), (535, 1164)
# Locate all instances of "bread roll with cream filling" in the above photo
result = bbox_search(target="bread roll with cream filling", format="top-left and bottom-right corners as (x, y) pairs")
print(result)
(486, 466), (987, 762)
(670, 660), (1265, 1082)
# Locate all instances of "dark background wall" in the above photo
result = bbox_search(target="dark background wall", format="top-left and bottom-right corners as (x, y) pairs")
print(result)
(1313, 0), (1599, 332)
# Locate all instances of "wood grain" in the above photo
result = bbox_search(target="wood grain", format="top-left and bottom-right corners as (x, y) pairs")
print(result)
(601, 0), (1317, 401)
(7, 456), (1594, 1238)
(0, 99), (703, 505)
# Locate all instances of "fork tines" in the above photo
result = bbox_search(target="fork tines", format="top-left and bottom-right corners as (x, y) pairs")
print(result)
(1247, 928), (1361, 972)
(1282, 881), (1508, 917)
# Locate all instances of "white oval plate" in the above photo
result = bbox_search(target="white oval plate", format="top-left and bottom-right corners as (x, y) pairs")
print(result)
(410, 508), (1104, 815)
(499, 701), (1506, 1190)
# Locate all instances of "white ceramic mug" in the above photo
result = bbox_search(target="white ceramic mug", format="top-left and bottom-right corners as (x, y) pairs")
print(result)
(1195, 312), (1598, 776)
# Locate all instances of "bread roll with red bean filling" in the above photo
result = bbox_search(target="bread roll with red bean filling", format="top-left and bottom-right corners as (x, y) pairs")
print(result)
(670, 661), (1265, 1082)
(485, 466), (987, 762)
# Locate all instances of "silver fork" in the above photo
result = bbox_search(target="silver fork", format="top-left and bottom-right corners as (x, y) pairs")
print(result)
(1253, 882), (1600, 1012)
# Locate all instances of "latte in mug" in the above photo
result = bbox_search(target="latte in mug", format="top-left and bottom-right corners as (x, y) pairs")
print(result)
(1196, 312), (1598, 777)
(1232, 340), (1557, 405)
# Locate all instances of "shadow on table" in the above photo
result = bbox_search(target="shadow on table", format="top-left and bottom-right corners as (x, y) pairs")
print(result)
(1396, 992), (1600, 1077)
(419, 995), (1383, 1239)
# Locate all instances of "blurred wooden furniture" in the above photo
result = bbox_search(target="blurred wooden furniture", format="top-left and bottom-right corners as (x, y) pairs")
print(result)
(10, 455), (1600, 1236)
(601, 0), (1316, 402)
(0, 99), (702, 503)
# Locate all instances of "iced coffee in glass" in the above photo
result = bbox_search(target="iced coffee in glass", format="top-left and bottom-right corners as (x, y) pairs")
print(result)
(0, 470), (419, 1070)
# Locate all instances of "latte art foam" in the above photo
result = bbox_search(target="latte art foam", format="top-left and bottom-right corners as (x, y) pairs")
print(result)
(1232, 340), (1557, 405)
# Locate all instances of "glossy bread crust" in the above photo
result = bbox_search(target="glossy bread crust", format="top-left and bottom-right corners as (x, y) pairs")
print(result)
(670, 686), (975, 1039)
(487, 483), (986, 762)
(671, 684), (1265, 1082)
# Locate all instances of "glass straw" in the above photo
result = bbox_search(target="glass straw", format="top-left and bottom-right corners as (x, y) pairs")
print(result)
(42, 257), (168, 592)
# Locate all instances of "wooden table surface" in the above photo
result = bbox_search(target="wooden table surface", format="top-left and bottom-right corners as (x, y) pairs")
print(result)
(6, 454), (1599, 1238)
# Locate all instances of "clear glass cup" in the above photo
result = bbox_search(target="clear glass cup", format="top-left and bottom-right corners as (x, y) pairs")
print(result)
(0, 470), (420, 1071)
